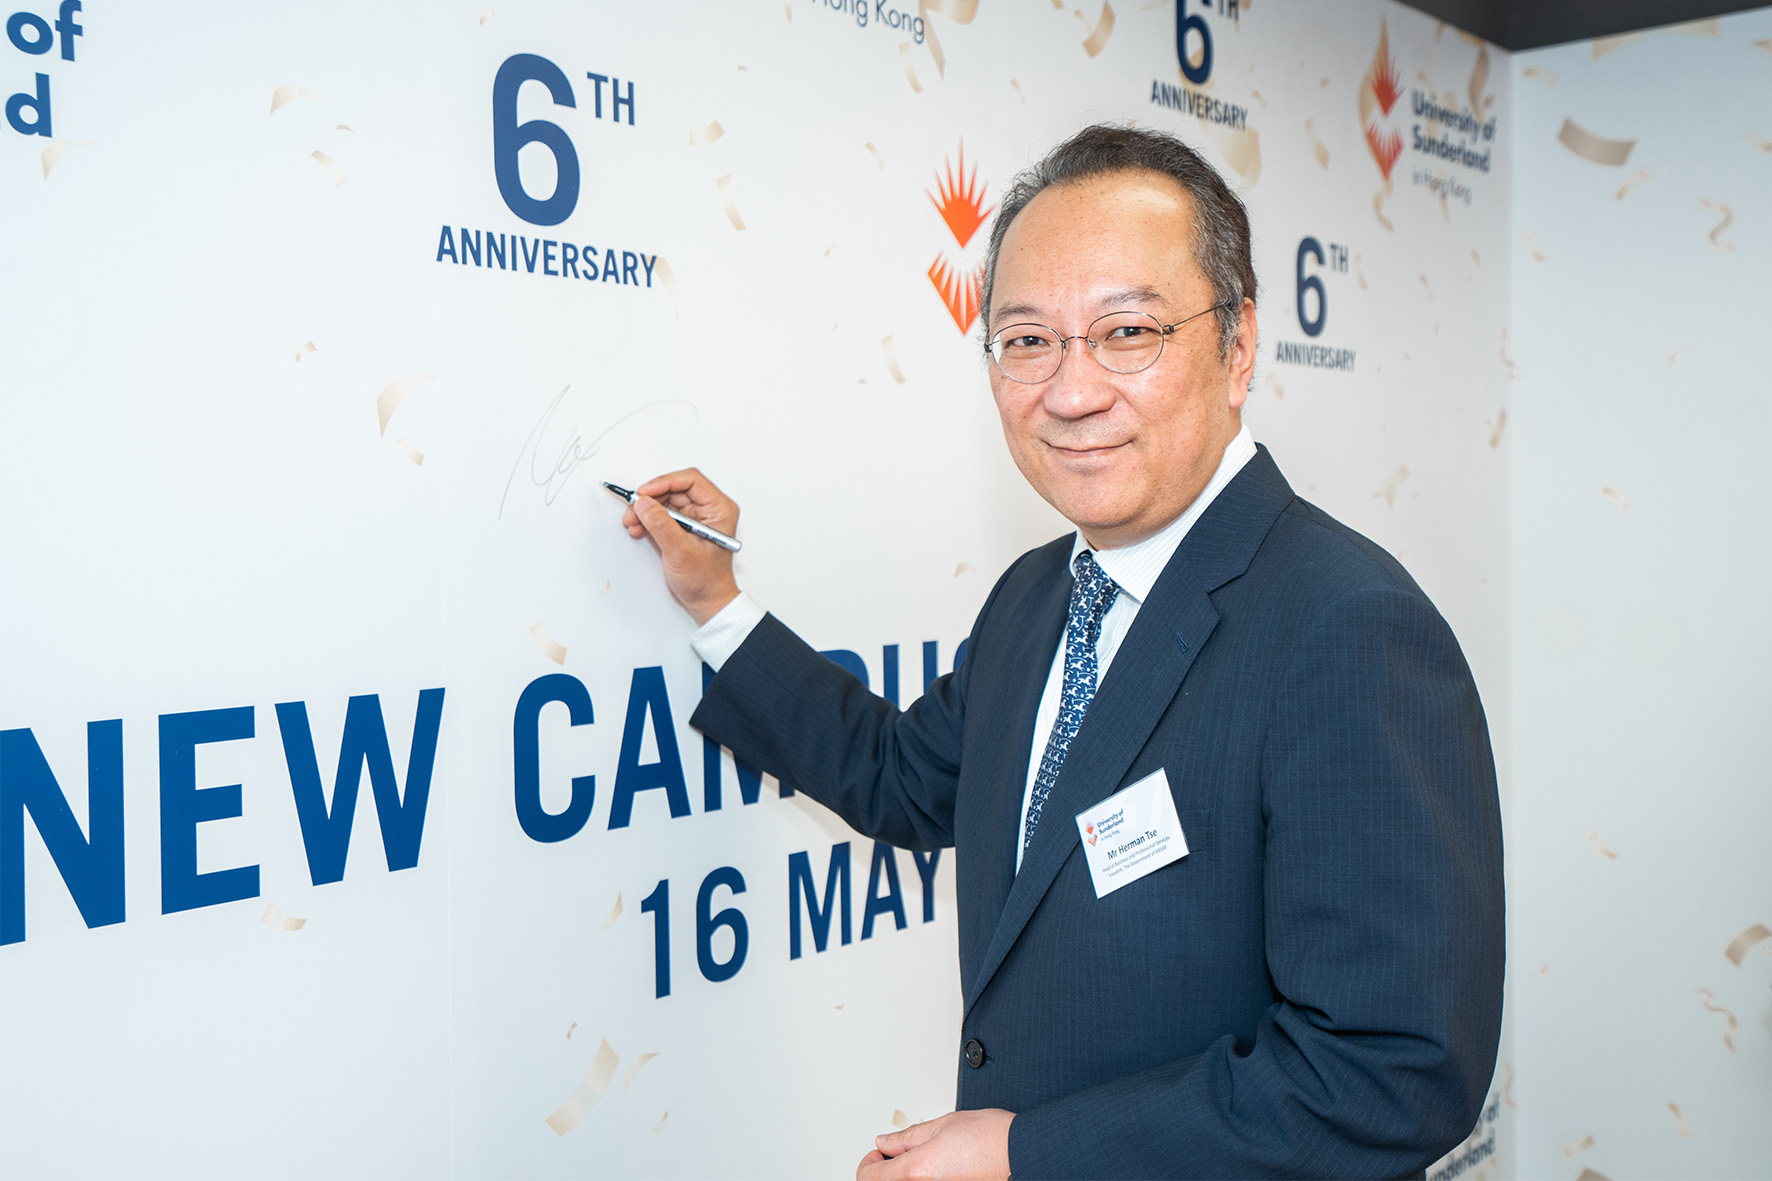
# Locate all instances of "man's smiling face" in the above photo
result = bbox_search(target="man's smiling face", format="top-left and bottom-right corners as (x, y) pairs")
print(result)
(986, 169), (1255, 550)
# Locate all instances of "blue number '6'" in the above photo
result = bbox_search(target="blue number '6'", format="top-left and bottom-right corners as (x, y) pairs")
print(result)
(492, 54), (580, 226)
(1296, 237), (1327, 338)
(1178, 3), (1212, 85)
(696, 866), (749, 984)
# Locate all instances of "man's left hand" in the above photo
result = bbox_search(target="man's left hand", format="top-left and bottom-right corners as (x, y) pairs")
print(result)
(855, 1108), (1014, 1180)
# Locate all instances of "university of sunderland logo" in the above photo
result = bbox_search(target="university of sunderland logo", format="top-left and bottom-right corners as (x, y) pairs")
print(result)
(925, 142), (995, 334)
(1359, 18), (1404, 182)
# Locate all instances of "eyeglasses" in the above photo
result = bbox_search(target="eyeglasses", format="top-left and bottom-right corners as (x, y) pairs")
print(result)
(984, 304), (1229, 384)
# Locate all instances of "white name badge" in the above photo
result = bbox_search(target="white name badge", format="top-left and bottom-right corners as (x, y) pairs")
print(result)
(1074, 767), (1189, 899)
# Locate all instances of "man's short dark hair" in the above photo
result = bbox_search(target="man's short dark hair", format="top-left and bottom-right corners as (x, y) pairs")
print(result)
(981, 123), (1258, 359)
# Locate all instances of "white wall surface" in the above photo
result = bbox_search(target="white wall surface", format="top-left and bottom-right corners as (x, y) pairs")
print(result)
(1509, 11), (1772, 1179)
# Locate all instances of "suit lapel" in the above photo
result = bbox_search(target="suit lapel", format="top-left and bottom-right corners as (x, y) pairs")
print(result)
(962, 446), (1297, 1015)
(957, 539), (1072, 971)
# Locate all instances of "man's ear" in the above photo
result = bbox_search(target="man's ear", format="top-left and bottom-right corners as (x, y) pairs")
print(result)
(1227, 298), (1257, 410)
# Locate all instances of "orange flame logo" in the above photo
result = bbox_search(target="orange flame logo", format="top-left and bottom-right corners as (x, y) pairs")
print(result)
(928, 256), (983, 335)
(1369, 21), (1402, 116)
(927, 141), (995, 333)
(1365, 123), (1404, 180)
(927, 142), (995, 249)
(1358, 18), (1405, 181)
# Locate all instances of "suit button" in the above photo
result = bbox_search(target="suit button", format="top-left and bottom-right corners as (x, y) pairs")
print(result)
(964, 1038), (985, 1069)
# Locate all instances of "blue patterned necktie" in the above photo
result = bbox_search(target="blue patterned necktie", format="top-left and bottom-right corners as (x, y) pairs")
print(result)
(1023, 550), (1121, 853)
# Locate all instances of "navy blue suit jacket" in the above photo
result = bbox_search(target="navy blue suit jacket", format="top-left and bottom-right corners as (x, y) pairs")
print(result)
(690, 446), (1504, 1179)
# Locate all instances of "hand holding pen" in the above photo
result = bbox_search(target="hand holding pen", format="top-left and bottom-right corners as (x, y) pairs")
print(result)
(609, 470), (743, 625)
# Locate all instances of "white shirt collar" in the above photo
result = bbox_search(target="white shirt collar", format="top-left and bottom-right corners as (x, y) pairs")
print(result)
(1069, 424), (1258, 604)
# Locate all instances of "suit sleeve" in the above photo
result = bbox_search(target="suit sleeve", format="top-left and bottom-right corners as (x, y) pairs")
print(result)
(687, 558), (1024, 850)
(1007, 584), (1506, 1180)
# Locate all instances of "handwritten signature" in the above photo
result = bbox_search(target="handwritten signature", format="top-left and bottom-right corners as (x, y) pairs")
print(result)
(499, 386), (698, 519)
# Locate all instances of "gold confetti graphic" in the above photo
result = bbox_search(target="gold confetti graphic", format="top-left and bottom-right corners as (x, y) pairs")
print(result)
(294, 340), (316, 362)
(865, 142), (885, 169)
(1696, 989), (1738, 1051)
(1304, 119), (1329, 168)
(1373, 188), (1394, 232)
(269, 85), (322, 115)
(1749, 132), (1772, 154)
(1599, 487), (1630, 514)
(954, 562), (978, 577)
(654, 256), (679, 321)
(1755, 38), (1772, 57)
(1561, 1134), (1594, 1158)
(40, 139), (89, 179)
(335, 123), (352, 132)
(1724, 923), (1771, 965)
(1010, 79), (1026, 103)
(1671, 17), (1721, 36)
(688, 120), (724, 147)
(892, 1109), (912, 1129)
(921, 0), (979, 21)
(1418, 273), (1434, 301)
(1521, 65), (1557, 89)
(1470, 249), (1482, 268)
(1523, 232), (1545, 261)
(783, 2), (792, 21)
(623, 1051), (659, 1093)
(1081, 1), (1115, 57)
(1590, 33), (1642, 59)
(529, 622), (567, 665)
(715, 175), (746, 230)
(1587, 829), (1620, 856)
(478, 9), (496, 25)
(376, 373), (435, 435)
(1668, 1103), (1692, 1138)
(653, 1111), (669, 1132)
(566, 1022), (577, 1038)
(1534, 961), (1549, 976)
(1557, 118), (1635, 167)
(1668, 348), (1685, 365)
(898, 41), (923, 92)
(1501, 1061), (1517, 1109)
(1375, 464), (1410, 508)
(545, 1039), (620, 1137)
(1489, 408), (1507, 449)
(1577, 1170), (1613, 1181)
(1268, 374), (1284, 399)
(1354, 254), (1367, 290)
(1615, 169), (1650, 200)
(1699, 200), (1734, 251)
(592, 892), (622, 933)
(310, 149), (347, 188)
(261, 902), (307, 931)
(396, 437), (424, 466)
(882, 335), (906, 384)
(1467, 43), (1492, 114)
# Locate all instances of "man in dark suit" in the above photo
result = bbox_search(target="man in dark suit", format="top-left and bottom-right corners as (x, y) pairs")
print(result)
(617, 125), (1504, 1180)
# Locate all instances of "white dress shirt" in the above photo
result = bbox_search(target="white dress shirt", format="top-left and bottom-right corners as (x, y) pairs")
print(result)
(692, 425), (1259, 872)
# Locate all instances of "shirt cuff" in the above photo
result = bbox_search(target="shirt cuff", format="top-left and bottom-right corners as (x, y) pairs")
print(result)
(691, 591), (767, 672)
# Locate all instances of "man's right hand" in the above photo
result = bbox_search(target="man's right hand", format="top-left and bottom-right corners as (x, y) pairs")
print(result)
(620, 467), (742, 626)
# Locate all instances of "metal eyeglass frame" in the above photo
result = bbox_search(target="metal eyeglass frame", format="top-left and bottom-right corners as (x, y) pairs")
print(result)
(984, 302), (1231, 384)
